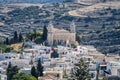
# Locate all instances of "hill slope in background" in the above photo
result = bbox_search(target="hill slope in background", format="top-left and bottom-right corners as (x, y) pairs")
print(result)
(0, 0), (65, 4)
(0, 1), (119, 54)
(67, 1), (120, 54)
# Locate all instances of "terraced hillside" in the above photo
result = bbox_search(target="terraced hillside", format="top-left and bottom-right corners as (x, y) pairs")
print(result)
(68, 1), (120, 54)
(69, 1), (120, 17)
(0, 1), (119, 54)
(0, 0), (65, 4)
(0, 2), (85, 40)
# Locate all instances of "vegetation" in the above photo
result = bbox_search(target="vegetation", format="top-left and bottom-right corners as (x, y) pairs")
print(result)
(71, 44), (77, 48)
(18, 32), (23, 42)
(5, 37), (9, 45)
(26, 30), (40, 41)
(0, 44), (13, 53)
(12, 73), (37, 80)
(42, 25), (48, 41)
(37, 59), (44, 76)
(51, 50), (59, 58)
(31, 66), (38, 78)
(31, 59), (44, 78)
(25, 26), (47, 44)
(4, 31), (23, 45)
(7, 6), (40, 23)
(7, 62), (37, 80)
(7, 62), (19, 80)
(25, 30), (44, 44)
(71, 59), (90, 80)
(63, 74), (68, 78)
(0, 2), (120, 55)
(13, 31), (18, 43)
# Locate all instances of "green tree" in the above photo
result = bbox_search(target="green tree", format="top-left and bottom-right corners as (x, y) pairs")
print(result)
(5, 37), (9, 45)
(34, 37), (44, 44)
(12, 73), (37, 80)
(37, 59), (43, 77)
(25, 30), (42, 42)
(18, 32), (23, 42)
(4, 46), (13, 53)
(51, 50), (59, 58)
(13, 31), (18, 43)
(7, 62), (19, 80)
(33, 29), (37, 40)
(0, 45), (13, 53)
(42, 25), (48, 41)
(76, 34), (80, 44)
(71, 59), (90, 80)
(31, 66), (38, 78)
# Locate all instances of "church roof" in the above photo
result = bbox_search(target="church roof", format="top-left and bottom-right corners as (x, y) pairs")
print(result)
(53, 28), (70, 33)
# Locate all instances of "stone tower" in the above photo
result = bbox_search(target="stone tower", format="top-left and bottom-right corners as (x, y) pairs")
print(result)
(70, 21), (76, 44)
(47, 21), (54, 32)
(47, 22), (54, 45)
(70, 21), (76, 33)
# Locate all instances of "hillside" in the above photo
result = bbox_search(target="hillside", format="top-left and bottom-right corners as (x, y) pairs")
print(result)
(68, 1), (120, 54)
(0, 1), (119, 54)
(0, 0), (65, 4)
(68, 1), (120, 17)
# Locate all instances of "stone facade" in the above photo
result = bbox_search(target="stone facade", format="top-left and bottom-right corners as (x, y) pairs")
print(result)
(47, 21), (76, 46)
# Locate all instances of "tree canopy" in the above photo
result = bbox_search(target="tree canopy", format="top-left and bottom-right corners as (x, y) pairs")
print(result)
(37, 59), (43, 76)
(71, 59), (90, 80)
(31, 59), (44, 79)
(7, 62), (19, 80)
(51, 50), (59, 58)
(31, 66), (38, 78)
(12, 73), (37, 80)
(0, 44), (13, 53)
(13, 31), (18, 43)
(18, 32), (23, 42)
(42, 25), (48, 41)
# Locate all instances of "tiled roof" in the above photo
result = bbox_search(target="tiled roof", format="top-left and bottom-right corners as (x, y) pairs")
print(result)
(53, 28), (70, 33)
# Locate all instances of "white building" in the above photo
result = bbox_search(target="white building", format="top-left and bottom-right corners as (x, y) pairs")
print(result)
(107, 61), (120, 76)
(47, 21), (76, 45)
(10, 59), (31, 68)
(0, 53), (18, 61)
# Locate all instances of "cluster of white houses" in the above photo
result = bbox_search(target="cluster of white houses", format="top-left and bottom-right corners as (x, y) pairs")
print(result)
(0, 43), (120, 80)
(0, 22), (120, 80)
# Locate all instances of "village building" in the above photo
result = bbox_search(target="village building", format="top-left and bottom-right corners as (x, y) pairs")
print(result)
(47, 21), (76, 46)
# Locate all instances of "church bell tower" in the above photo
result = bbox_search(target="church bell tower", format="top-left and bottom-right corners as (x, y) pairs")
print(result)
(70, 21), (76, 33)
(47, 21), (54, 45)
(47, 21), (54, 33)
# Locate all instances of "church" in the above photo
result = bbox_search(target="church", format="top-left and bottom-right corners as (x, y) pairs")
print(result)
(47, 21), (76, 46)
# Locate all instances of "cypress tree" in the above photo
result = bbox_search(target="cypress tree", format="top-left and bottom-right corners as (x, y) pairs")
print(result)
(13, 31), (18, 43)
(18, 32), (23, 42)
(42, 25), (48, 41)
(51, 50), (59, 58)
(33, 29), (37, 39)
(7, 62), (19, 80)
(37, 59), (43, 76)
(5, 37), (9, 45)
(31, 66), (38, 78)
(7, 62), (12, 80)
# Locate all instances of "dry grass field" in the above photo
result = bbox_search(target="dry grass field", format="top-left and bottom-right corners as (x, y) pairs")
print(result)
(68, 1), (120, 17)
(11, 43), (23, 51)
